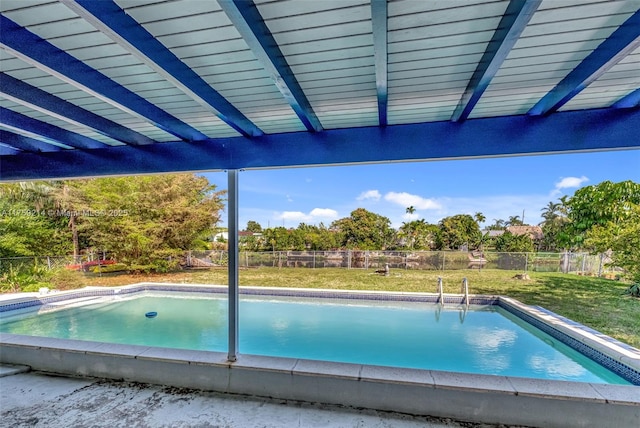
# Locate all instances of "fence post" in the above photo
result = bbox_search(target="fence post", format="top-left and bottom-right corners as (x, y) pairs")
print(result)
(348, 250), (352, 269)
(441, 251), (445, 271)
(47, 256), (52, 270)
(598, 253), (604, 277)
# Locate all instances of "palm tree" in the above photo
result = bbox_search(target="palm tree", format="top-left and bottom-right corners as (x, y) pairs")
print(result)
(403, 206), (417, 250)
(487, 219), (505, 230)
(540, 201), (561, 222)
(474, 212), (486, 226)
(506, 215), (523, 226)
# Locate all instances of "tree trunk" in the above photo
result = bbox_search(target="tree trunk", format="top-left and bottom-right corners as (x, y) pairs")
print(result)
(70, 214), (79, 261)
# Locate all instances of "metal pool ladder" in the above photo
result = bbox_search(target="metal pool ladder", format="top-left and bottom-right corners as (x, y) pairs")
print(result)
(461, 277), (469, 306)
(437, 276), (444, 305)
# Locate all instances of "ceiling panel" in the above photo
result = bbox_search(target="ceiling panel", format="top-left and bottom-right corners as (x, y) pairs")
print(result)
(1, 0), (638, 180)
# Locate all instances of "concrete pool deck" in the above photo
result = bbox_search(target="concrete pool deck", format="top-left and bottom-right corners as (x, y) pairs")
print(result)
(0, 365), (521, 428)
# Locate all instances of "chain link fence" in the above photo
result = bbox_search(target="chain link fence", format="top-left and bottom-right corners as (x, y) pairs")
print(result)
(0, 250), (621, 276)
(183, 250), (620, 276)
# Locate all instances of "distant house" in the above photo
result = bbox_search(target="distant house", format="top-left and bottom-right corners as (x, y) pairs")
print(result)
(487, 230), (505, 238)
(213, 231), (228, 242)
(506, 225), (543, 240)
(239, 231), (262, 237)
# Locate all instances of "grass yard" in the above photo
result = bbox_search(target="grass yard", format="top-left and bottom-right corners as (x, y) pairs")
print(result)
(82, 267), (640, 348)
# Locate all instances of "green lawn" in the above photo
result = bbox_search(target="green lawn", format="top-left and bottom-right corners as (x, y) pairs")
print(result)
(85, 267), (640, 349)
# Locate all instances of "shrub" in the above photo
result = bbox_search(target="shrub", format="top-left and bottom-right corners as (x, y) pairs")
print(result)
(48, 268), (86, 290)
(0, 263), (51, 293)
(21, 282), (51, 293)
(90, 263), (128, 274)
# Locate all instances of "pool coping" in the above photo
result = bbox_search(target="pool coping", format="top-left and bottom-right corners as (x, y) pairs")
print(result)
(1, 283), (639, 427)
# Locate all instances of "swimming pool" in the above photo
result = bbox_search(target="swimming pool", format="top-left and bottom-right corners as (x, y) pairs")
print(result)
(0, 288), (635, 385)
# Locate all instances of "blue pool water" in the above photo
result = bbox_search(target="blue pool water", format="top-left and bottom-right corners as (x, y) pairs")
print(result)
(0, 293), (631, 384)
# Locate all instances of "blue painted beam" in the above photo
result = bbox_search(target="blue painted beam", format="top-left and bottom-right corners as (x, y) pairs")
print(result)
(451, 0), (541, 122)
(63, 0), (262, 138)
(0, 107), (107, 150)
(2, 108), (638, 181)
(0, 15), (207, 142)
(0, 130), (65, 153)
(613, 88), (640, 109)
(218, 0), (322, 132)
(0, 144), (20, 156)
(529, 10), (640, 116)
(371, 0), (388, 127)
(0, 72), (156, 146)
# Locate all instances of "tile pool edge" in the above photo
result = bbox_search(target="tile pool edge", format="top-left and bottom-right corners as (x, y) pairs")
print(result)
(497, 297), (640, 384)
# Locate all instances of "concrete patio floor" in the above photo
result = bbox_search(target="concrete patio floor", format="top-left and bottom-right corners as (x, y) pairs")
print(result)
(0, 366), (526, 428)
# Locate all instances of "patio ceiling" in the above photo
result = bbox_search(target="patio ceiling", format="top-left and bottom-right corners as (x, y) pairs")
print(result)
(0, 0), (639, 181)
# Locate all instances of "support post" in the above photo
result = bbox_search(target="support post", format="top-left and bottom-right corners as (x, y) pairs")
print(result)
(227, 169), (239, 362)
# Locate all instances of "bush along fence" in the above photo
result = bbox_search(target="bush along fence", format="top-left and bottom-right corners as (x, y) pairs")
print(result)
(0, 251), (621, 277)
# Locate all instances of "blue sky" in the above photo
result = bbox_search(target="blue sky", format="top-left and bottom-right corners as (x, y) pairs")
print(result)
(203, 150), (640, 230)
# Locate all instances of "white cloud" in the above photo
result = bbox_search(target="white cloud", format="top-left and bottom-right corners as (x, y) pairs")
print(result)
(309, 208), (338, 219)
(356, 190), (381, 201)
(277, 211), (308, 221)
(549, 176), (589, 198)
(384, 192), (442, 210)
(555, 176), (588, 189)
(276, 208), (339, 223)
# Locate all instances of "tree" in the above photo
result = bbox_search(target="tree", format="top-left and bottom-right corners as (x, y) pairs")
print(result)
(79, 174), (225, 270)
(565, 180), (640, 249)
(246, 220), (262, 233)
(473, 212), (486, 225)
(398, 219), (440, 250)
(262, 227), (296, 251)
(585, 203), (640, 283)
(0, 183), (72, 257)
(487, 218), (505, 230)
(0, 181), (87, 258)
(506, 215), (523, 226)
(294, 222), (340, 251)
(438, 214), (480, 250)
(540, 201), (561, 222)
(539, 199), (570, 251)
(494, 231), (534, 252)
(401, 206), (418, 249)
(0, 198), (70, 257)
(49, 182), (86, 259)
(331, 208), (394, 250)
